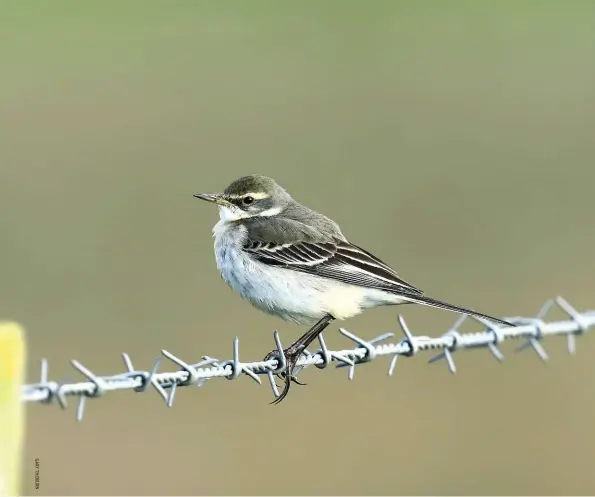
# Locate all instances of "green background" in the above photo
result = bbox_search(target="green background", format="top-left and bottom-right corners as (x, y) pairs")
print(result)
(2, 1), (594, 494)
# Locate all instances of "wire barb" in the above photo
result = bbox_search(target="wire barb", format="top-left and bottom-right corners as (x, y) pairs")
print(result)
(19, 297), (595, 421)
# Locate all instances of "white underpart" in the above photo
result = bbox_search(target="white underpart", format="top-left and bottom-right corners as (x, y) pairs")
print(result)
(211, 219), (404, 324)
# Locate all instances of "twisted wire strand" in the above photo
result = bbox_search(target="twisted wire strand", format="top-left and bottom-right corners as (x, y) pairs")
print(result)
(20, 296), (595, 421)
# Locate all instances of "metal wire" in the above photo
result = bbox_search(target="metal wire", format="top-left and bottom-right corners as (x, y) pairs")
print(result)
(20, 296), (595, 421)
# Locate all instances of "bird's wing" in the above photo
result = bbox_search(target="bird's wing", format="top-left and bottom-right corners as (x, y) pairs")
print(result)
(242, 229), (423, 296)
(240, 218), (516, 327)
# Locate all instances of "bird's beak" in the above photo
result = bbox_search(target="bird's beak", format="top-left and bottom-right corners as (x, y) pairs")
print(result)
(193, 193), (232, 207)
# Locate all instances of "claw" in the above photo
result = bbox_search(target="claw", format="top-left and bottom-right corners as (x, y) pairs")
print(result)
(270, 374), (291, 405)
(264, 345), (305, 404)
(276, 370), (307, 386)
(265, 314), (335, 404)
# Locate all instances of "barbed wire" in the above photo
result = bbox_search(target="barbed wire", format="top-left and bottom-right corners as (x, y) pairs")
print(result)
(20, 296), (595, 421)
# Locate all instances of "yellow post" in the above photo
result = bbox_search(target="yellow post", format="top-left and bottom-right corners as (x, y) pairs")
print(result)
(0, 323), (25, 497)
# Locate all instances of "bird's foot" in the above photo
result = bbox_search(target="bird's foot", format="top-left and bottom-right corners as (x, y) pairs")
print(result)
(262, 314), (335, 404)
(263, 344), (308, 405)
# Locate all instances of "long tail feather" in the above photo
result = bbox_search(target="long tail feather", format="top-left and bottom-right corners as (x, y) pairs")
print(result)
(400, 294), (514, 327)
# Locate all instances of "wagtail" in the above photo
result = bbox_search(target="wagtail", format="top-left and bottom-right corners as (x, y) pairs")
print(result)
(195, 175), (513, 403)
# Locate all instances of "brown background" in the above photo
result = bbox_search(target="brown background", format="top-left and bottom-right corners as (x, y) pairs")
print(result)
(2, 2), (595, 495)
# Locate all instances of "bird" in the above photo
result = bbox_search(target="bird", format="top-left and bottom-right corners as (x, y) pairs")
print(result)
(194, 174), (513, 403)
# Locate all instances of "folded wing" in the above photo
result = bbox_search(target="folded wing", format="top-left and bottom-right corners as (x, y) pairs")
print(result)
(243, 238), (423, 296)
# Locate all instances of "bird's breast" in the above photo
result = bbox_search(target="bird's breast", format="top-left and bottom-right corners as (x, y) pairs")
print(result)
(212, 221), (248, 289)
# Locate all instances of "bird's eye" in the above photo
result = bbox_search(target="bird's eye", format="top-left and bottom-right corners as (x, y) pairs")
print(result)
(243, 196), (254, 205)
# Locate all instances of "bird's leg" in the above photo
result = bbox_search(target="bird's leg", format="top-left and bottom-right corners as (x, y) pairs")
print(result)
(264, 314), (335, 404)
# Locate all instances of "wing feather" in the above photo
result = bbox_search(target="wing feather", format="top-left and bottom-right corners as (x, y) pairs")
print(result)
(243, 237), (423, 295)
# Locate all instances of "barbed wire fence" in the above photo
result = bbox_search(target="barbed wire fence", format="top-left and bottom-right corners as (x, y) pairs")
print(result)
(20, 296), (595, 421)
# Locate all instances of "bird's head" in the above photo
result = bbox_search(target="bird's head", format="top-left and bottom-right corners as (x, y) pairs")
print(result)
(194, 175), (293, 222)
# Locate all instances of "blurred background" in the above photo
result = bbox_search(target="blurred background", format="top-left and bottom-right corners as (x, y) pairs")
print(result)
(2, 1), (595, 495)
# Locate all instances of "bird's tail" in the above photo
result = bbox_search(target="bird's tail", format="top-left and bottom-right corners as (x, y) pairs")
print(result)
(399, 294), (514, 327)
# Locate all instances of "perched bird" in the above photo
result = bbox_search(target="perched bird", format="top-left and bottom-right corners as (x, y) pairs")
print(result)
(195, 175), (513, 403)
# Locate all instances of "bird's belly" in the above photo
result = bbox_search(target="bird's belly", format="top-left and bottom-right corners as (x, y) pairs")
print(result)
(214, 238), (397, 324)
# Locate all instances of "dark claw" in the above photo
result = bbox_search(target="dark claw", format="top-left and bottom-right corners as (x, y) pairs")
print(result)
(290, 377), (307, 386)
(277, 370), (307, 386)
(264, 345), (307, 404)
(270, 374), (291, 405)
(264, 314), (335, 404)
